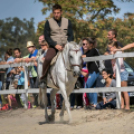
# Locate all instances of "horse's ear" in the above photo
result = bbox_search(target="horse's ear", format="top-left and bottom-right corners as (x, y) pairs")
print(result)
(78, 40), (83, 47)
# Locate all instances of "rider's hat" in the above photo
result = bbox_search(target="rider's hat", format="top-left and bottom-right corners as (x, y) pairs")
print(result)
(26, 41), (35, 48)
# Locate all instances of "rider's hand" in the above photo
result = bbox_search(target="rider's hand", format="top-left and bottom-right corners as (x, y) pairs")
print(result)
(55, 45), (63, 51)
(103, 97), (107, 104)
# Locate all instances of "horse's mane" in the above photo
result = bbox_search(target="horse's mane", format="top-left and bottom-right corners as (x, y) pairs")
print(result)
(68, 41), (79, 48)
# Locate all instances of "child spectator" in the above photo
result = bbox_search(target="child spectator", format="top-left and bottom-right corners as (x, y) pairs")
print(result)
(18, 66), (24, 89)
(96, 69), (116, 109)
(5, 49), (14, 89)
(7, 80), (18, 109)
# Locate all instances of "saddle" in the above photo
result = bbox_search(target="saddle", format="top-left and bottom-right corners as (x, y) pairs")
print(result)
(50, 51), (60, 66)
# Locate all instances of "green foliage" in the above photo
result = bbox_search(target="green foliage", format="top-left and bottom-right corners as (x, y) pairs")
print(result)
(0, 17), (38, 58)
(37, 0), (134, 67)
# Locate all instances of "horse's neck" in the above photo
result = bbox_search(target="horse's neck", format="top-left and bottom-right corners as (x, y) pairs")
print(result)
(61, 44), (71, 70)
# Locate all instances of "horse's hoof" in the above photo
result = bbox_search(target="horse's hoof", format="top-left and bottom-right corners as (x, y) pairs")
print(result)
(38, 121), (49, 125)
(68, 120), (73, 124)
(48, 115), (55, 122)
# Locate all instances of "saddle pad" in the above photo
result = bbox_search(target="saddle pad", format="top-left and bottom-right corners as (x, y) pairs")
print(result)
(50, 52), (60, 66)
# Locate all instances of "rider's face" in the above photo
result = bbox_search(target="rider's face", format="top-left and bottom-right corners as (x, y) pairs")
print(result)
(53, 9), (62, 20)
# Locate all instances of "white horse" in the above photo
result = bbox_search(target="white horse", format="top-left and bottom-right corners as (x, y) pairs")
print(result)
(38, 41), (82, 123)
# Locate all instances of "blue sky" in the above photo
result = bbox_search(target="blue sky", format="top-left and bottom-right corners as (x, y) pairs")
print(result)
(0, 0), (134, 31)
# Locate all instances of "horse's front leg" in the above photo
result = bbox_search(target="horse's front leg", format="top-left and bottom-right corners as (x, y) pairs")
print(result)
(59, 88), (73, 123)
(59, 83), (72, 123)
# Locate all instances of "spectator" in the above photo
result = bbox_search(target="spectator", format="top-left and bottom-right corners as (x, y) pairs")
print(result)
(70, 38), (90, 110)
(36, 40), (48, 62)
(17, 67), (24, 90)
(38, 35), (45, 45)
(96, 69), (116, 109)
(82, 37), (99, 109)
(14, 48), (21, 58)
(12, 48), (23, 107)
(7, 80), (18, 109)
(104, 42), (114, 75)
(70, 93), (75, 110)
(107, 29), (123, 50)
(105, 29), (123, 73)
(111, 41), (130, 110)
(36, 40), (51, 108)
(26, 41), (38, 107)
(0, 80), (2, 110)
(75, 38), (91, 109)
(5, 49), (14, 89)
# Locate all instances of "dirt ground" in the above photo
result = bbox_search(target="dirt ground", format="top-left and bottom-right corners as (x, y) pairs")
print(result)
(0, 108), (134, 134)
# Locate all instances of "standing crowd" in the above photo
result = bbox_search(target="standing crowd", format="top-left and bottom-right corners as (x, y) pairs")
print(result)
(0, 4), (133, 111)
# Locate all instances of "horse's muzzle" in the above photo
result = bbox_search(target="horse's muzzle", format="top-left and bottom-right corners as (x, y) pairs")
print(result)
(73, 70), (81, 77)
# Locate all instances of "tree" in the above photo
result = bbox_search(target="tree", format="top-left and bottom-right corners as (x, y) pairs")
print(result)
(37, 0), (120, 38)
(37, 0), (134, 67)
(0, 17), (38, 58)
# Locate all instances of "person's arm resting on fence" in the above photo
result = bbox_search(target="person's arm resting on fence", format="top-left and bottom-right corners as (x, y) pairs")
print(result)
(114, 42), (134, 52)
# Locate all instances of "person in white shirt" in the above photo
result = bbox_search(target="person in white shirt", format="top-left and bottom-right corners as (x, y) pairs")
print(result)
(111, 41), (130, 110)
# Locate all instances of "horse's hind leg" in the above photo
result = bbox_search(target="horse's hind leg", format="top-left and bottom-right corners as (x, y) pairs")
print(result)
(59, 100), (65, 122)
(40, 88), (49, 123)
(48, 88), (58, 122)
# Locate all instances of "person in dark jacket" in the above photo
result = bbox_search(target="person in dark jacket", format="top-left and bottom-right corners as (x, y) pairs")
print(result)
(82, 37), (99, 108)
(40, 4), (74, 88)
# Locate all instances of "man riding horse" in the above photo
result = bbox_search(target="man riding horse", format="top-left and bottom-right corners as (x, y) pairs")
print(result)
(40, 4), (74, 88)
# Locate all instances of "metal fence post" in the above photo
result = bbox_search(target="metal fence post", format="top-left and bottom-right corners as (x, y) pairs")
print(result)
(24, 66), (28, 109)
(115, 57), (121, 109)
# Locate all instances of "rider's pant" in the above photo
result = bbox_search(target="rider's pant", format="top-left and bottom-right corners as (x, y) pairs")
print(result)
(41, 48), (57, 80)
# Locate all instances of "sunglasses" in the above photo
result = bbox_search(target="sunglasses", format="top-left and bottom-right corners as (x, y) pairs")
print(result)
(83, 43), (87, 46)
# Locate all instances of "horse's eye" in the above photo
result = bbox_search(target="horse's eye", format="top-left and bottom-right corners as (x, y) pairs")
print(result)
(70, 56), (73, 58)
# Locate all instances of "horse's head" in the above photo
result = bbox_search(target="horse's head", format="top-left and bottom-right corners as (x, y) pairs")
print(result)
(67, 42), (83, 77)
